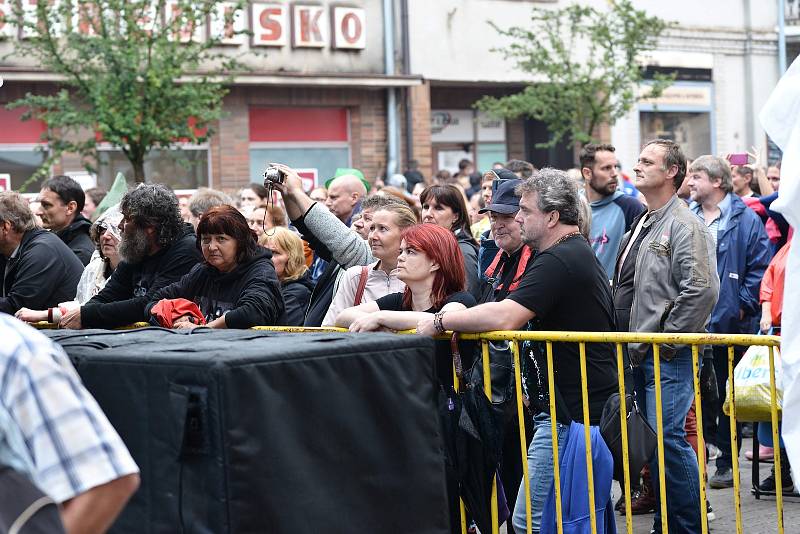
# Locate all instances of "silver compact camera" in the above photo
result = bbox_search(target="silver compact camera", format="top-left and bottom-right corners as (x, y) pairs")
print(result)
(263, 166), (286, 186)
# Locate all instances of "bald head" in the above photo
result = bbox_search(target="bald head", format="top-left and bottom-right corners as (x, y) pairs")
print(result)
(325, 174), (367, 222)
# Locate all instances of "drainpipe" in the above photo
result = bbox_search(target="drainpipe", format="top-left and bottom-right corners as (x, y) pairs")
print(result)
(778, 0), (787, 74)
(401, 0), (413, 168)
(743, 0), (755, 150)
(383, 0), (398, 178)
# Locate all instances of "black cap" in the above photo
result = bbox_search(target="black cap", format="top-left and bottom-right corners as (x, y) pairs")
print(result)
(479, 179), (523, 214)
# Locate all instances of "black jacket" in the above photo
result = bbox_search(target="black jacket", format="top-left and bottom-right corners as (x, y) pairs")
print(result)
(57, 215), (95, 266)
(82, 224), (202, 328)
(455, 229), (480, 300)
(0, 229), (84, 314)
(145, 248), (286, 328)
(281, 271), (314, 327)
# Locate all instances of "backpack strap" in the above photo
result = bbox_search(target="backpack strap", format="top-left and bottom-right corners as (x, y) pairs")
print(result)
(353, 266), (370, 306)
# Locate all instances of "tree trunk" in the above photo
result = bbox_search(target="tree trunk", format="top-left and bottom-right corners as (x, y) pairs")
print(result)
(132, 157), (146, 183)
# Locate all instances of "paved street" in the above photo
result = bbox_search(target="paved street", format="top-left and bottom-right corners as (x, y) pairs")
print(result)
(496, 444), (800, 533)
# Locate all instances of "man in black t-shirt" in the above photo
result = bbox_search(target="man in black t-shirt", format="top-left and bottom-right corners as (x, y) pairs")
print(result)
(418, 168), (618, 534)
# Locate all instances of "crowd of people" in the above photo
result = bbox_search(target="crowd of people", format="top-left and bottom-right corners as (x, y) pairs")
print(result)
(0, 138), (790, 533)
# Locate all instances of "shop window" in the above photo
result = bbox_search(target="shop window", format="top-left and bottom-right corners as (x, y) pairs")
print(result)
(0, 147), (49, 192)
(97, 147), (209, 190)
(639, 111), (711, 160)
(249, 107), (351, 189)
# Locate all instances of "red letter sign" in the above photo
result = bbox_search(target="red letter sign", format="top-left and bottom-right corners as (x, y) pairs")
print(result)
(252, 3), (286, 47)
(332, 7), (365, 50)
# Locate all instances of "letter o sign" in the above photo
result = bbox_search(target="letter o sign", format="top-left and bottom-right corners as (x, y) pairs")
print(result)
(333, 7), (365, 50)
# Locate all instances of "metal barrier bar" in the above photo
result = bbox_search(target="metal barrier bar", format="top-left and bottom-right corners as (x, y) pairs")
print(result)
(691, 345), (710, 534)
(480, 340), (499, 534)
(728, 346), (743, 531)
(652, 344), (669, 534)
(768, 345), (785, 534)
(615, 343), (633, 534)
(578, 342), (598, 534)
(545, 341), (565, 534)
(452, 358), (468, 534)
(511, 341), (532, 534)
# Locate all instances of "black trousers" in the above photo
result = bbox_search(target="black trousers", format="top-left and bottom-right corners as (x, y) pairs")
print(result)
(711, 345), (745, 469)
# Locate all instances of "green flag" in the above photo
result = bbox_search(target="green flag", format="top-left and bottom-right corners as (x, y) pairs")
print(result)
(92, 172), (128, 221)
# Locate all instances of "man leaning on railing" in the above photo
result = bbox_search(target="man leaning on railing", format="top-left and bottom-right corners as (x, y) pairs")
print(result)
(418, 168), (619, 534)
(612, 139), (719, 534)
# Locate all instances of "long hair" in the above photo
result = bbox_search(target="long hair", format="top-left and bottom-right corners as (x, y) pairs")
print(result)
(419, 184), (474, 242)
(197, 205), (259, 265)
(400, 224), (465, 311)
(261, 226), (308, 282)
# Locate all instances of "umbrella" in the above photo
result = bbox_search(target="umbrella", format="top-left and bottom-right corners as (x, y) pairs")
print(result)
(438, 334), (510, 533)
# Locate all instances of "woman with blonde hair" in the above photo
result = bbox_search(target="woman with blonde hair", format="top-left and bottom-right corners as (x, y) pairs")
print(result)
(262, 227), (313, 326)
(322, 202), (417, 326)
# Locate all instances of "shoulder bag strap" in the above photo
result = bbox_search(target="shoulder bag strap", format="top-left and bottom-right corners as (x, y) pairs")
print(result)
(353, 266), (370, 306)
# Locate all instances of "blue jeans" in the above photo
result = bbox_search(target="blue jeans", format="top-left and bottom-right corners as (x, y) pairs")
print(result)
(511, 412), (568, 534)
(640, 346), (701, 534)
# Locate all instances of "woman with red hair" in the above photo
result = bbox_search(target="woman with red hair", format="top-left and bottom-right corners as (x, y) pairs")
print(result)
(337, 223), (477, 387)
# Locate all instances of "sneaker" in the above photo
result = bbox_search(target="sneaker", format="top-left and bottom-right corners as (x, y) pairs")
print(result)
(709, 467), (735, 489)
(707, 443), (722, 461)
(706, 501), (716, 522)
(745, 445), (775, 463)
(757, 471), (795, 494)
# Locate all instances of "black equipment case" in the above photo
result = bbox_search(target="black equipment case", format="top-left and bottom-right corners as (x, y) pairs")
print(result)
(44, 328), (450, 534)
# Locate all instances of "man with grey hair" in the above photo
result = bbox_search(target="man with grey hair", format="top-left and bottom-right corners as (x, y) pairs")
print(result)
(418, 168), (618, 533)
(0, 191), (84, 314)
(613, 140), (719, 533)
(59, 184), (202, 329)
(687, 155), (771, 489)
(187, 188), (234, 230)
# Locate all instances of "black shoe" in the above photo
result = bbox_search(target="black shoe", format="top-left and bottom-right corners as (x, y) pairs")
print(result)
(758, 451), (794, 494)
(706, 501), (716, 522)
(709, 467), (735, 489)
(742, 423), (754, 438)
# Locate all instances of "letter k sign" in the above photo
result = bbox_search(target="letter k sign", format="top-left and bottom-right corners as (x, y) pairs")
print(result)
(293, 5), (326, 48)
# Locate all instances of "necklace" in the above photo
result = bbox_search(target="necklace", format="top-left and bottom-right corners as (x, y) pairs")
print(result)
(547, 231), (581, 250)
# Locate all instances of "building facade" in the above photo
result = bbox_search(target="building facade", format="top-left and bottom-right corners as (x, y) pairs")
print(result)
(0, 1), (792, 192)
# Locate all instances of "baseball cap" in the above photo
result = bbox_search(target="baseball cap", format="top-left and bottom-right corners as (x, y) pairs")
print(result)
(479, 179), (522, 214)
(324, 168), (371, 193)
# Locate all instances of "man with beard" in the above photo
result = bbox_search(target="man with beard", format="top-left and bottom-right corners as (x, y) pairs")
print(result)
(0, 192), (84, 314)
(36, 175), (96, 265)
(418, 168), (618, 533)
(59, 184), (202, 329)
(580, 144), (644, 279)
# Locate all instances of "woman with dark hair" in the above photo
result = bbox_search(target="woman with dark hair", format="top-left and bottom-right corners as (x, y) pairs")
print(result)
(240, 183), (270, 210)
(419, 184), (480, 298)
(145, 205), (285, 328)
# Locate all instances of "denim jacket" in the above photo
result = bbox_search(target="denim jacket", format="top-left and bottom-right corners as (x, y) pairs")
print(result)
(616, 195), (720, 363)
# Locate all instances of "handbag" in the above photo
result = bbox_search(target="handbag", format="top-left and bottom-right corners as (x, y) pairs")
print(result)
(599, 392), (657, 483)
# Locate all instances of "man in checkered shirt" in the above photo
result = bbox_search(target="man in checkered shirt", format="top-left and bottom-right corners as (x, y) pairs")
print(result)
(0, 313), (139, 533)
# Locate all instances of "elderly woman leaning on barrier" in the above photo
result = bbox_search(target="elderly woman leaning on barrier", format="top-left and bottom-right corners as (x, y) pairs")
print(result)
(15, 205), (124, 324)
(145, 205), (285, 329)
(419, 184), (480, 299)
(321, 202), (418, 326)
(261, 227), (314, 327)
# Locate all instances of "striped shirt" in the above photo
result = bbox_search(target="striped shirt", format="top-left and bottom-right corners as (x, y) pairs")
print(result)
(0, 314), (138, 503)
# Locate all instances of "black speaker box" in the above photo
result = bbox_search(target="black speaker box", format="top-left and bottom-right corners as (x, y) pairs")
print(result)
(45, 328), (450, 534)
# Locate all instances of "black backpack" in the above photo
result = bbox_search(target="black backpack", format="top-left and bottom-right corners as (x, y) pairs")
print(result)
(0, 465), (65, 534)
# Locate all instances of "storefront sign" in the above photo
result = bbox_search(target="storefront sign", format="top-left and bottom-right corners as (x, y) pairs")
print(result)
(297, 168), (318, 191)
(639, 85), (712, 108)
(3, 1), (367, 51)
(431, 110), (505, 143)
(0, 174), (10, 191)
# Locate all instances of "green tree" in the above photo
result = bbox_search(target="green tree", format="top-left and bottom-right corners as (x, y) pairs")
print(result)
(7, 0), (249, 187)
(477, 0), (674, 149)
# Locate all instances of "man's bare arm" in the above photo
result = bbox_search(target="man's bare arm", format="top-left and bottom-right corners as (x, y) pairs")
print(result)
(60, 473), (140, 534)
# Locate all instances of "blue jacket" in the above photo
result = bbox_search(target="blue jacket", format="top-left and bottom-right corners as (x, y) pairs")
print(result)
(691, 193), (771, 335)
(589, 192), (645, 279)
(541, 422), (616, 534)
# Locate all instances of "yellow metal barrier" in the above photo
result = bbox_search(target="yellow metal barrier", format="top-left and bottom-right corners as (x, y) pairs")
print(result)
(41, 323), (785, 533)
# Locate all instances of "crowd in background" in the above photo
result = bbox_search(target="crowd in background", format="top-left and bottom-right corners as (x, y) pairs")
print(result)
(0, 141), (791, 534)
